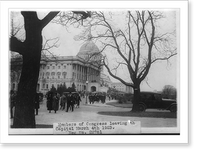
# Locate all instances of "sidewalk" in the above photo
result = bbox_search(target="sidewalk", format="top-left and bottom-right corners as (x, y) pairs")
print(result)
(9, 98), (178, 130)
(83, 100), (116, 107)
(35, 99), (128, 126)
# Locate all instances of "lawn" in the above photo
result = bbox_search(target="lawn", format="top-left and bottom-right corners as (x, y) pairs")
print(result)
(106, 101), (132, 108)
(98, 111), (177, 118)
(105, 102), (177, 118)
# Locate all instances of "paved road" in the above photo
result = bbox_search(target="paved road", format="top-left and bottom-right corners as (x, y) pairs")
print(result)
(35, 97), (178, 129)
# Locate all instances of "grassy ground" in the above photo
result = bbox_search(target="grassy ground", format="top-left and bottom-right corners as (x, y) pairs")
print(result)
(105, 102), (177, 118)
(106, 102), (132, 108)
(98, 111), (177, 118)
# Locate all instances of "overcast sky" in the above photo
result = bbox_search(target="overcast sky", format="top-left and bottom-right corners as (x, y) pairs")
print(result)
(12, 10), (178, 92)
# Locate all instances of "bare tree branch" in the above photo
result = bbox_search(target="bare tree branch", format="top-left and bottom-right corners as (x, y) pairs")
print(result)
(10, 36), (26, 55)
(40, 11), (59, 28)
(43, 37), (60, 50)
(75, 10), (177, 97)
(151, 52), (177, 64)
(127, 11), (136, 65)
(137, 11), (156, 82)
(103, 58), (133, 88)
(53, 11), (92, 27)
(42, 37), (60, 60)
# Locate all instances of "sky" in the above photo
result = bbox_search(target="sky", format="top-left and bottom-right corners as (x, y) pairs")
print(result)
(12, 10), (178, 92)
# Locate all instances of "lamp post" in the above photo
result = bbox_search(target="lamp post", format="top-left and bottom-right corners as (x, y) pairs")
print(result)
(85, 80), (89, 104)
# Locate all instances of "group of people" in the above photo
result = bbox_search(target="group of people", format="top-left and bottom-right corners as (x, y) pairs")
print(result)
(9, 90), (111, 118)
(46, 91), (81, 113)
(88, 92), (106, 104)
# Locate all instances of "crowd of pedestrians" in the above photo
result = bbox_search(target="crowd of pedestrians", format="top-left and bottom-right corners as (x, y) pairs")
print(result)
(88, 92), (107, 104)
(46, 91), (82, 113)
(9, 90), (113, 118)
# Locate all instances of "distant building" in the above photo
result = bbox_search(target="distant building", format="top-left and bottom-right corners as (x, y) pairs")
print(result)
(10, 40), (107, 94)
(99, 73), (112, 93)
(111, 82), (133, 94)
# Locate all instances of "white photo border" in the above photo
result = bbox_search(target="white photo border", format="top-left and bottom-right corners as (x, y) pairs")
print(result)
(0, 1), (188, 144)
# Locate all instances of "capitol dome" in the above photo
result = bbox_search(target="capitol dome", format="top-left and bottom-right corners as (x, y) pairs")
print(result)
(77, 40), (100, 58)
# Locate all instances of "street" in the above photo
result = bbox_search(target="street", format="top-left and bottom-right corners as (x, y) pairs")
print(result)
(34, 97), (177, 129)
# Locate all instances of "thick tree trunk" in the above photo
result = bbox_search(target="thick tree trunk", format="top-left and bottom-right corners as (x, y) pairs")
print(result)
(11, 11), (59, 128)
(131, 84), (141, 112)
(13, 50), (41, 128)
(12, 12), (42, 128)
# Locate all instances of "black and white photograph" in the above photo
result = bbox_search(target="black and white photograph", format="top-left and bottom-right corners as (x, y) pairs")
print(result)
(0, 1), (189, 144)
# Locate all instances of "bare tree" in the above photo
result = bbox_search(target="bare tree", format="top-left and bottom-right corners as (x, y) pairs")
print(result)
(162, 85), (177, 99)
(10, 11), (92, 128)
(10, 11), (59, 128)
(52, 11), (91, 27)
(10, 23), (60, 97)
(41, 37), (60, 60)
(87, 11), (177, 112)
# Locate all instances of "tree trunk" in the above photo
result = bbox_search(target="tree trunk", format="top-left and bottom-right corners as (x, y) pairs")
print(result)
(13, 51), (41, 128)
(11, 11), (59, 128)
(131, 84), (141, 112)
(13, 12), (42, 128)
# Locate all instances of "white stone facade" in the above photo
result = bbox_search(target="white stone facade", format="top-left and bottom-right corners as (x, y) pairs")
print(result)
(111, 82), (133, 94)
(10, 40), (109, 94)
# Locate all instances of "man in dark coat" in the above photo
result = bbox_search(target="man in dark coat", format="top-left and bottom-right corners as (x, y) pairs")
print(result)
(70, 93), (76, 111)
(47, 91), (53, 113)
(66, 92), (74, 112)
(76, 93), (81, 108)
(35, 93), (40, 115)
(60, 94), (66, 110)
(53, 92), (59, 113)
(88, 93), (92, 104)
(89, 93), (95, 104)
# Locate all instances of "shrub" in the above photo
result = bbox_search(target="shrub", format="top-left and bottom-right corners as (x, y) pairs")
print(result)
(118, 95), (127, 104)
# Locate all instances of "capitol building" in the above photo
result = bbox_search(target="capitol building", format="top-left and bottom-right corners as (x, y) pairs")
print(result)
(11, 40), (112, 94)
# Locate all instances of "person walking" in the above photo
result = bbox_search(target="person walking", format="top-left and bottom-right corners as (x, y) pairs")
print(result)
(108, 94), (111, 101)
(66, 92), (73, 112)
(53, 92), (59, 113)
(60, 94), (66, 110)
(47, 91), (53, 113)
(66, 92), (72, 112)
(70, 93), (76, 111)
(76, 93), (81, 108)
(35, 92), (40, 115)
